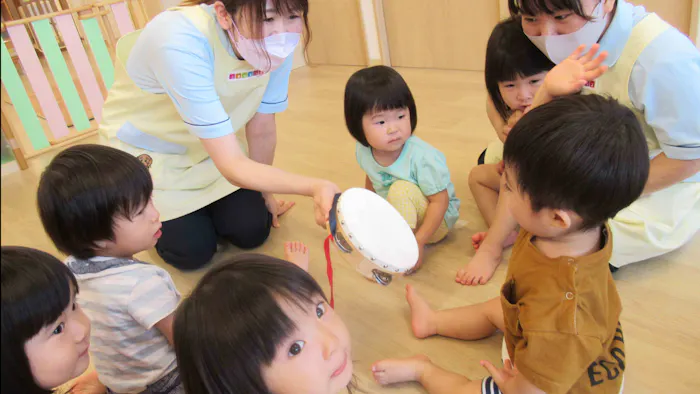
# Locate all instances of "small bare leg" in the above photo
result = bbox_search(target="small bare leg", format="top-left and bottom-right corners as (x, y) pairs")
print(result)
(468, 164), (502, 226)
(406, 284), (438, 338)
(406, 287), (504, 340)
(457, 180), (518, 286)
(372, 355), (484, 394)
(471, 231), (518, 251)
(372, 355), (431, 385)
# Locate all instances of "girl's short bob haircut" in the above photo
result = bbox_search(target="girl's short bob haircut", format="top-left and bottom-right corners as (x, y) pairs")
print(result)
(173, 254), (328, 394)
(1, 246), (79, 394)
(485, 17), (554, 121)
(344, 65), (418, 147)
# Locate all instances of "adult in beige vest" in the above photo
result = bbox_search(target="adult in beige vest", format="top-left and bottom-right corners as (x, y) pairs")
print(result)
(461, 0), (700, 285)
(99, 0), (339, 270)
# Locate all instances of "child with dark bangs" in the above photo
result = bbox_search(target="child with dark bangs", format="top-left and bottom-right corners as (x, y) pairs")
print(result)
(1, 246), (95, 394)
(37, 145), (183, 394)
(174, 253), (355, 394)
(344, 66), (461, 271)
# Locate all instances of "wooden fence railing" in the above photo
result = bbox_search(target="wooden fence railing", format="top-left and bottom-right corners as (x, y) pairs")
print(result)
(1, 0), (148, 169)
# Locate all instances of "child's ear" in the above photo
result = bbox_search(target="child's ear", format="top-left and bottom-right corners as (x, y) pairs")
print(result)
(551, 209), (573, 230)
(94, 240), (109, 250)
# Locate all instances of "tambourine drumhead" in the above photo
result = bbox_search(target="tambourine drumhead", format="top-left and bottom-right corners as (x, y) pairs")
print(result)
(335, 188), (418, 273)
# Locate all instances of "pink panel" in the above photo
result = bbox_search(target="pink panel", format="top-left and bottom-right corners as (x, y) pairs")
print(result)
(54, 14), (104, 122)
(6, 24), (69, 139)
(110, 2), (136, 37)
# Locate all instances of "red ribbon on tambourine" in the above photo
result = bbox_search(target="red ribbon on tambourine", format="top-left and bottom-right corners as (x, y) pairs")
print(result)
(324, 234), (335, 309)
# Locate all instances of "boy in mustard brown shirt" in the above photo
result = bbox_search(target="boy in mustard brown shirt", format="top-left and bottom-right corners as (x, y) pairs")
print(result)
(370, 94), (650, 394)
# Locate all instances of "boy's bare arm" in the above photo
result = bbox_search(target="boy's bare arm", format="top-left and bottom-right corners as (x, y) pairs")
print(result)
(154, 312), (175, 346)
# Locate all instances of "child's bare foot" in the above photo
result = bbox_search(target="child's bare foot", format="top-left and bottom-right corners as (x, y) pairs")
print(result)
(284, 241), (309, 271)
(406, 285), (437, 338)
(372, 355), (431, 385)
(456, 245), (502, 286)
(471, 231), (518, 250)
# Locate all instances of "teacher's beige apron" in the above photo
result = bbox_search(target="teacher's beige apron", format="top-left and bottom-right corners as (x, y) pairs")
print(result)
(584, 14), (700, 267)
(99, 6), (270, 221)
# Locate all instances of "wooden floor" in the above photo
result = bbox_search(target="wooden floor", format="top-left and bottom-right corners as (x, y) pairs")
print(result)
(2, 65), (699, 393)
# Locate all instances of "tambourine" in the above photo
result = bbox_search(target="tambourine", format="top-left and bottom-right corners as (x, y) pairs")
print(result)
(324, 188), (418, 307)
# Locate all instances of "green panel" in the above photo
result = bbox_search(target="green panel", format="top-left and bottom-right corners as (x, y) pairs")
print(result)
(32, 19), (90, 131)
(81, 18), (114, 89)
(0, 39), (49, 150)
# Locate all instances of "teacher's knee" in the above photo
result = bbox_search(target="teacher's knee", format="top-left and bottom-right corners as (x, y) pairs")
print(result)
(222, 212), (272, 249)
(156, 235), (216, 271)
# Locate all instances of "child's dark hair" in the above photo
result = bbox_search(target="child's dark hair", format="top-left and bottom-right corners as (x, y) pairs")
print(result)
(37, 144), (153, 259)
(503, 95), (649, 230)
(344, 65), (417, 147)
(1, 246), (79, 394)
(485, 17), (554, 121)
(509, 0), (595, 20)
(174, 254), (332, 393)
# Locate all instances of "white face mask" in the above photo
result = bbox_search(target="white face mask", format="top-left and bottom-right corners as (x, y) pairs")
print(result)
(264, 32), (301, 60)
(526, 1), (608, 64)
(227, 20), (300, 73)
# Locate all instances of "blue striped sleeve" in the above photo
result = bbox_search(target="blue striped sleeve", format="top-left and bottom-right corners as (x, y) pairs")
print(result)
(127, 270), (180, 329)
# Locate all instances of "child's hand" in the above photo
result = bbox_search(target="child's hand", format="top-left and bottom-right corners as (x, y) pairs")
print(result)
(543, 44), (608, 98)
(482, 359), (545, 394)
(407, 241), (425, 274)
(502, 110), (524, 139)
(481, 359), (519, 392)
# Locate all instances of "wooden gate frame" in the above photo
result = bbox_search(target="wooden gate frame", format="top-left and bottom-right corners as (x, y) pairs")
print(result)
(0, 0), (148, 170)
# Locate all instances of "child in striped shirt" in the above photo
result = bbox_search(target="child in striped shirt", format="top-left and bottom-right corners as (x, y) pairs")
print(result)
(38, 144), (181, 394)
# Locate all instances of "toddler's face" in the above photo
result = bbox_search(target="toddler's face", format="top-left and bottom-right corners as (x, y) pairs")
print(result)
(24, 288), (91, 390)
(362, 107), (412, 153)
(498, 72), (547, 113)
(98, 197), (162, 257)
(262, 295), (353, 394)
